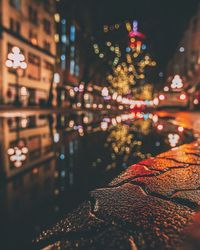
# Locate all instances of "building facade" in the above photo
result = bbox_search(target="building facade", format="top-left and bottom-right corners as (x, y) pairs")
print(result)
(54, 2), (85, 108)
(0, 0), (56, 106)
(167, 4), (200, 86)
(54, 0), (113, 110)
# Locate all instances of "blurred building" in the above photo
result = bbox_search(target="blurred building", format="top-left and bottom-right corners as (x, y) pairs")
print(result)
(54, 8), (83, 107)
(167, 4), (200, 86)
(54, 0), (112, 110)
(0, 0), (56, 106)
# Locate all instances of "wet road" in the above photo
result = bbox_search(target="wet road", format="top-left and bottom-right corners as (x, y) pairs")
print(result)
(0, 111), (196, 249)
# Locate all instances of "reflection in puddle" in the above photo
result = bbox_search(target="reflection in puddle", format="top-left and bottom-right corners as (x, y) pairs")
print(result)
(0, 111), (194, 249)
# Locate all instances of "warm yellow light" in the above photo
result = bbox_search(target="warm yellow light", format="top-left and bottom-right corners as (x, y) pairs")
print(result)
(31, 38), (38, 45)
(130, 38), (135, 43)
(104, 25), (109, 32)
(69, 120), (75, 128)
(126, 22), (132, 32)
(84, 93), (89, 100)
(101, 122), (108, 131)
(151, 61), (156, 66)
(54, 13), (60, 22)
(54, 34), (60, 43)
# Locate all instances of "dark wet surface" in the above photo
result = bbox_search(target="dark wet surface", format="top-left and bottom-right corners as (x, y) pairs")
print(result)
(0, 111), (194, 249)
(34, 141), (200, 250)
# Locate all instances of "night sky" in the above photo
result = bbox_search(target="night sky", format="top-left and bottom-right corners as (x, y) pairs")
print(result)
(62, 0), (200, 73)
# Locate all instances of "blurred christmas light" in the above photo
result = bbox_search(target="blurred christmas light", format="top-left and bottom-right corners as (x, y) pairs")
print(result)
(171, 75), (183, 89)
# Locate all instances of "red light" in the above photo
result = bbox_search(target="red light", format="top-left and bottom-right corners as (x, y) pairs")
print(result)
(129, 31), (146, 39)
(130, 43), (135, 49)
(159, 94), (165, 101)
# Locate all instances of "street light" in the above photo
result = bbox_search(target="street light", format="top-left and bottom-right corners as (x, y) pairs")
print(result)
(7, 140), (28, 168)
(6, 46), (27, 106)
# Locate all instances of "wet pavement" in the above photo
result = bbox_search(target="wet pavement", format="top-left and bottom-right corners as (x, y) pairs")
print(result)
(0, 111), (198, 249)
(34, 143), (200, 250)
(32, 112), (200, 250)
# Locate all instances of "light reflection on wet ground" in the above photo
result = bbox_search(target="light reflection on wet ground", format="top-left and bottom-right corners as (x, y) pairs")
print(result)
(0, 111), (194, 249)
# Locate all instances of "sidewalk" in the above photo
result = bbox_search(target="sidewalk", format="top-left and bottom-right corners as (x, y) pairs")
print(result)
(34, 112), (200, 250)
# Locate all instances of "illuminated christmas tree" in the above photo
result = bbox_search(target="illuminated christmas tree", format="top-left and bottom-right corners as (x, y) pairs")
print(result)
(93, 20), (157, 99)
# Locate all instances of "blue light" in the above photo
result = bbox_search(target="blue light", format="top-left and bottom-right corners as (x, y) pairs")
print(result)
(143, 113), (149, 120)
(61, 170), (66, 177)
(145, 100), (151, 106)
(70, 25), (76, 42)
(61, 54), (65, 61)
(60, 154), (65, 160)
(126, 47), (131, 53)
(61, 35), (67, 43)
(133, 20), (138, 32)
(142, 44), (146, 50)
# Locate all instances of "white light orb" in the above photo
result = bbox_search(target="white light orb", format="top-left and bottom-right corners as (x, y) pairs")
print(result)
(12, 46), (20, 54)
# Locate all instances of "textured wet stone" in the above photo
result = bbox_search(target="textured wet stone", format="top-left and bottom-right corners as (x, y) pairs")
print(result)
(157, 142), (200, 158)
(165, 154), (200, 165)
(109, 164), (157, 187)
(34, 138), (200, 249)
(34, 201), (106, 249)
(39, 226), (135, 250)
(137, 157), (186, 171)
(172, 190), (200, 207)
(134, 165), (200, 198)
(91, 184), (193, 250)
